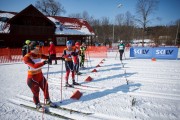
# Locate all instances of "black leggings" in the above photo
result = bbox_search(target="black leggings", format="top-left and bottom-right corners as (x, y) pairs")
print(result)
(49, 54), (57, 64)
(80, 54), (85, 67)
(74, 59), (79, 73)
(119, 50), (124, 61)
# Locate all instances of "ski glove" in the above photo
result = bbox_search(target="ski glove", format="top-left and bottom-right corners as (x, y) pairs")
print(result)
(60, 57), (65, 61)
(56, 57), (65, 61)
(43, 60), (50, 65)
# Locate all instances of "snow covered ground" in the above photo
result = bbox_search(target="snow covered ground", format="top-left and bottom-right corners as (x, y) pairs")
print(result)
(0, 50), (180, 120)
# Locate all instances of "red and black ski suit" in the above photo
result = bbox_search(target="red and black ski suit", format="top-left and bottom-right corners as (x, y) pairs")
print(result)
(23, 52), (50, 105)
(63, 48), (76, 83)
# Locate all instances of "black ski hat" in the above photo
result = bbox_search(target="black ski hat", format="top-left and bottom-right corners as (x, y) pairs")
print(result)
(30, 41), (39, 50)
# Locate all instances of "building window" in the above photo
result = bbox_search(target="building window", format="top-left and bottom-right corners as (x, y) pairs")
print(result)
(56, 37), (67, 45)
(0, 40), (5, 48)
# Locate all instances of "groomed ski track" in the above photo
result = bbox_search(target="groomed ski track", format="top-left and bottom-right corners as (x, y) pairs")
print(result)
(10, 95), (123, 120)
(1, 50), (180, 120)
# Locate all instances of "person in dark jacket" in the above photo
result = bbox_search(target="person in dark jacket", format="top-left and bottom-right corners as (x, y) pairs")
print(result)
(80, 43), (87, 68)
(118, 40), (125, 61)
(22, 40), (31, 57)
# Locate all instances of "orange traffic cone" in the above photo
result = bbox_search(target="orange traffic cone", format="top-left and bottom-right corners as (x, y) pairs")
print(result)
(70, 90), (82, 100)
(96, 64), (101, 67)
(92, 69), (97, 72)
(100, 61), (103, 64)
(85, 76), (93, 82)
(151, 58), (156, 61)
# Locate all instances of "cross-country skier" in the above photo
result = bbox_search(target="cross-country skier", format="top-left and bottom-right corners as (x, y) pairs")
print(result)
(73, 42), (82, 75)
(22, 40), (31, 57)
(118, 40), (125, 61)
(80, 42), (87, 68)
(62, 40), (80, 87)
(23, 41), (57, 112)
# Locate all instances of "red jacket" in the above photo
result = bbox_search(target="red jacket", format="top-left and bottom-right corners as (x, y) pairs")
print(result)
(72, 46), (80, 64)
(48, 44), (56, 55)
(23, 52), (48, 78)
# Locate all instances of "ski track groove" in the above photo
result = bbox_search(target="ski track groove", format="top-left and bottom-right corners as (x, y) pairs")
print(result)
(12, 95), (124, 120)
(49, 79), (180, 101)
(127, 78), (180, 85)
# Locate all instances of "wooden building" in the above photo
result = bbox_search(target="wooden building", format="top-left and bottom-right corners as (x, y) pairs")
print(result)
(0, 5), (95, 48)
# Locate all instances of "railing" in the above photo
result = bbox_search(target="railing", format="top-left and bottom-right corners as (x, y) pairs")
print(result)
(0, 46), (108, 63)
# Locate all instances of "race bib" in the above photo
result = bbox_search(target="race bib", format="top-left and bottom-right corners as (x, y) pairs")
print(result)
(119, 46), (124, 50)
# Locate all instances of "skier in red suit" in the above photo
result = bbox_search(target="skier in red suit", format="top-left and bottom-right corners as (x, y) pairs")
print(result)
(23, 41), (56, 111)
(73, 42), (81, 75)
(62, 40), (80, 87)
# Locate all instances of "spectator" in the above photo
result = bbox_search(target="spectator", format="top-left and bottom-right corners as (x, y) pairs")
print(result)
(22, 40), (31, 57)
(48, 41), (57, 65)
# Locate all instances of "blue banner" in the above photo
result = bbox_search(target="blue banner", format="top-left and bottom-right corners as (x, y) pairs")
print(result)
(130, 47), (178, 59)
(153, 47), (178, 59)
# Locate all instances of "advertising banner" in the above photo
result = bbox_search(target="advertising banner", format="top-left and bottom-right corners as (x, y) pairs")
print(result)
(153, 47), (178, 59)
(130, 47), (178, 59)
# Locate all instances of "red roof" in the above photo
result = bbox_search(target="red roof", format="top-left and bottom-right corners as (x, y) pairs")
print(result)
(52, 16), (94, 33)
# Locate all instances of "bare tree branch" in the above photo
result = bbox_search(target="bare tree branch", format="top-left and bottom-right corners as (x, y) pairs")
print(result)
(35, 0), (66, 16)
(135, 0), (159, 46)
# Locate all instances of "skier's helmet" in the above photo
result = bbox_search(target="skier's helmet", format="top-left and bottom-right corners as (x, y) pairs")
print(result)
(120, 40), (123, 43)
(66, 40), (72, 47)
(25, 40), (31, 45)
(75, 42), (80, 47)
(30, 41), (39, 50)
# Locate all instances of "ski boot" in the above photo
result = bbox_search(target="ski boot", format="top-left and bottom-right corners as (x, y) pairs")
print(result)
(77, 72), (82, 75)
(36, 103), (44, 112)
(65, 82), (73, 87)
(45, 99), (57, 108)
(73, 80), (80, 85)
(75, 72), (82, 75)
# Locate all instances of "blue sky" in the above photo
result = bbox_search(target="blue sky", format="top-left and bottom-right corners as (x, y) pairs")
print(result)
(0, 0), (180, 26)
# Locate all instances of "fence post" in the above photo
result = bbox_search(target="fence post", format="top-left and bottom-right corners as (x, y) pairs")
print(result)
(7, 47), (12, 62)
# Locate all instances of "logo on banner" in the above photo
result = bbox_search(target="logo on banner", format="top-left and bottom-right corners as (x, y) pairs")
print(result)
(134, 49), (149, 54)
(156, 50), (174, 55)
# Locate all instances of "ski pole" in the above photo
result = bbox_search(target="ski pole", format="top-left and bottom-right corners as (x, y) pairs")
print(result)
(121, 60), (124, 68)
(123, 51), (126, 60)
(60, 59), (63, 103)
(124, 52), (126, 60)
(85, 51), (88, 68)
(43, 53), (50, 119)
(87, 46), (92, 68)
(46, 54), (50, 81)
(115, 51), (118, 60)
(76, 67), (78, 83)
